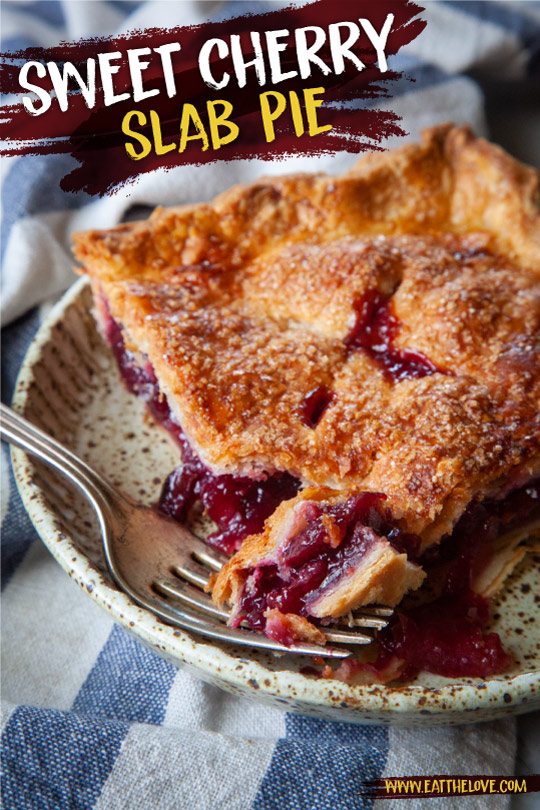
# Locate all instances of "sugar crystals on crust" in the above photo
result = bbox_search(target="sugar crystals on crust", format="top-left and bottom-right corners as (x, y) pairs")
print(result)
(73, 124), (540, 648)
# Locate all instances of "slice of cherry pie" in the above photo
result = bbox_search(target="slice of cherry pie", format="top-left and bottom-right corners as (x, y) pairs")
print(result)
(73, 124), (540, 682)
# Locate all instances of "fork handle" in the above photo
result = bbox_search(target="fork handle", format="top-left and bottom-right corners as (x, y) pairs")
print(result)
(0, 402), (121, 515)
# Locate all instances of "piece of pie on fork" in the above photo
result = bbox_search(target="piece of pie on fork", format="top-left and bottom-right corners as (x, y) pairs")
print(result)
(73, 124), (540, 683)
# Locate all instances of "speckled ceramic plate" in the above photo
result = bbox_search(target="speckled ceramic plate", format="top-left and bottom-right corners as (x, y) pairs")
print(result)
(9, 278), (540, 725)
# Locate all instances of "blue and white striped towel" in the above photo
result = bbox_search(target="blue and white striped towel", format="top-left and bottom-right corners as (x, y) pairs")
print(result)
(1, 2), (539, 808)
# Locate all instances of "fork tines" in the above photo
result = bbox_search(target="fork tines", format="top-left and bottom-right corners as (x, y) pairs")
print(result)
(152, 547), (393, 657)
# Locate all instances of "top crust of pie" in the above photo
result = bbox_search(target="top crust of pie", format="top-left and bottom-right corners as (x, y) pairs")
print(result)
(73, 124), (540, 543)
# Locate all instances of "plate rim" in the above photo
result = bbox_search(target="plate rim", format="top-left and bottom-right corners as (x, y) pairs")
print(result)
(9, 277), (540, 724)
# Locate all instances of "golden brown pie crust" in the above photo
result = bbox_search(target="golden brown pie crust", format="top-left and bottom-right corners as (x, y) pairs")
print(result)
(73, 124), (540, 627)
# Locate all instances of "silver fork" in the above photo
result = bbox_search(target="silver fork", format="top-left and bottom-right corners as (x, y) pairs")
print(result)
(0, 403), (392, 659)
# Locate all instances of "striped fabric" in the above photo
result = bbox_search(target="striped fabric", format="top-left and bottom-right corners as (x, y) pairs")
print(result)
(1, 2), (539, 808)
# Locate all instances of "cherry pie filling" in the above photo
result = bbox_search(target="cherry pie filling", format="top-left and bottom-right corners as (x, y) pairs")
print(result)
(237, 481), (539, 678)
(102, 306), (538, 681)
(235, 493), (419, 635)
(344, 288), (448, 382)
(374, 483), (539, 679)
(301, 385), (335, 428)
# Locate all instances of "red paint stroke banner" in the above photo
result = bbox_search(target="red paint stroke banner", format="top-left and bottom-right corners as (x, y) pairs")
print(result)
(0, 0), (426, 196)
